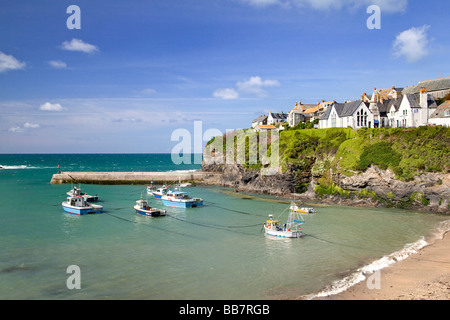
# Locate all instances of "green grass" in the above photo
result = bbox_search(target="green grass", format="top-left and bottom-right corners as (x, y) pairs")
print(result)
(205, 126), (450, 181)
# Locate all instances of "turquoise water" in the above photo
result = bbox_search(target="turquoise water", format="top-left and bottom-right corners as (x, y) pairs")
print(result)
(0, 154), (448, 300)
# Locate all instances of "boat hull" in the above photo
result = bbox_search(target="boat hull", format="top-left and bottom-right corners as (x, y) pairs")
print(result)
(134, 205), (166, 217)
(161, 199), (203, 208)
(152, 192), (164, 200)
(62, 202), (103, 215)
(263, 226), (302, 238)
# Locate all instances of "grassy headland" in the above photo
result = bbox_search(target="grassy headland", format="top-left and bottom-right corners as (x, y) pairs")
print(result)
(204, 126), (450, 212)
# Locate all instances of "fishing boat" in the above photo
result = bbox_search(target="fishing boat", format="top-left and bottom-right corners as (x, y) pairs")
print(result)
(134, 195), (166, 217)
(161, 190), (203, 208)
(263, 204), (305, 238)
(146, 181), (157, 195)
(66, 186), (98, 202)
(290, 203), (316, 214)
(152, 186), (170, 199)
(62, 195), (103, 215)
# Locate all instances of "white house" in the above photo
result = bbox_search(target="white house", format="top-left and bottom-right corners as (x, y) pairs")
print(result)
(267, 111), (288, 125)
(251, 115), (268, 128)
(287, 103), (306, 127)
(319, 100), (373, 129)
(387, 88), (437, 128)
(429, 100), (450, 127)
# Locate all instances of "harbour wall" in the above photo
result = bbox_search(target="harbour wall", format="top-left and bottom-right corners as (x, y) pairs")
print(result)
(50, 171), (222, 185)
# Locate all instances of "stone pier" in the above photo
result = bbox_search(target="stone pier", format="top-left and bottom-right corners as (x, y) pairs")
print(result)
(50, 171), (222, 185)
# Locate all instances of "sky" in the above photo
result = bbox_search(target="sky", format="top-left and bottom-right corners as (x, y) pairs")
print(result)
(0, 0), (449, 153)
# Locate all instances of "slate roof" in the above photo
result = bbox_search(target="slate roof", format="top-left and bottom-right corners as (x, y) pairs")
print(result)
(252, 115), (267, 123)
(430, 100), (450, 119)
(385, 98), (402, 112)
(319, 101), (368, 120)
(270, 112), (288, 121)
(319, 105), (333, 120)
(403, 76), (450, 94)
(375, 99), (396, 116)
(405, 94), (438, 109)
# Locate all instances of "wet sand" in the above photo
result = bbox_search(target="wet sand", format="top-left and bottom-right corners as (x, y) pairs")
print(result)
(323, 226), (450, 300)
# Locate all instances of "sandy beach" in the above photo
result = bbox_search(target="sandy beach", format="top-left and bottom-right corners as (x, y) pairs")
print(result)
(322, 222), (450, 300)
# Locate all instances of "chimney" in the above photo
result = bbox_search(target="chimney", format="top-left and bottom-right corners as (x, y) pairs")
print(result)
(420, 87), (428, 109)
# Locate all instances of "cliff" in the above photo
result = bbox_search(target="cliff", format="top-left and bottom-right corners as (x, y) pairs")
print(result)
(202, 126), (450, 214)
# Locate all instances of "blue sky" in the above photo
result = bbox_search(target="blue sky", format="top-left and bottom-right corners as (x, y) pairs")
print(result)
(1, 0), (449, 153)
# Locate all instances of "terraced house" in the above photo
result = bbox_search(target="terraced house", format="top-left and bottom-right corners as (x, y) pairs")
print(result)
(319, 77), (450, 129)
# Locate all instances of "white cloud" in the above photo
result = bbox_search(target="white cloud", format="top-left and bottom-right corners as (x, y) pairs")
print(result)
(236, 76), (280, 97)
(8, 126), (24, 133)
(213, 88), (239, 100)
(213, 76), (280, 99)
(39, 102), (65, 112)
(61, 38), (99, 53)
(113, 117), (143, 123)
(240, 0), (282, 7)
(8, 123), (40, 133)
(392, 25), (430, 63)
(240, 0), (408, 13)
(24, 122), (40, 129)
(141, 88), (157, 94)
(48, 60), (67, 69)
(0, 52), (26, 73)
(366, 0), (408, 13)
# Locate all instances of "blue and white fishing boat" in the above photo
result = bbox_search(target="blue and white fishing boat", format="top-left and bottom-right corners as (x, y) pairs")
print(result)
(161, 190), (203, 208)
(134, 195), (166, 217)
(151, 186), (170, 199)
(62, 195), (103, 215)
(263, 202), (306, 238)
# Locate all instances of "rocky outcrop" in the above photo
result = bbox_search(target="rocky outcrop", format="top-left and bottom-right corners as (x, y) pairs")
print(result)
(219, 164), (298, 195)
(201, 141), (301, 195)
(202, 142), (449, 213)
(337, 166), (450, 213)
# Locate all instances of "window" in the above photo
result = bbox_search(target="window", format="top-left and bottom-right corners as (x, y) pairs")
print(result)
(331, 113), (336, 128)
(357, 111), (360, 126)
(364, 111), (368, 127)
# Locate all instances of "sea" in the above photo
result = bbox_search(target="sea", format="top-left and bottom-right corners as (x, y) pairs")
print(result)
(0, 153), (448, 300)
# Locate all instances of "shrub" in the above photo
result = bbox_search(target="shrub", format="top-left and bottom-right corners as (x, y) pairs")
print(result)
(356, 141), (401, 171)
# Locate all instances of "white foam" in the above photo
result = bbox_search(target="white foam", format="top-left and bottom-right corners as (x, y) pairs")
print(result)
(169, 169), (200, 173)
(304, 237), (429, 299)
(0, 165), (37, 170)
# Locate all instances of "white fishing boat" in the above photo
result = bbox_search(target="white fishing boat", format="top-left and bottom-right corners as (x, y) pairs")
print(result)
(179, 182), (192, 187)
(290, 203), (316, 214)
(66, 186), (98, 202)
(134, 195), (166, 217)
(263, 203), (306, 238)
(146, 181), (157, 195)
(62, 195), (103, 215)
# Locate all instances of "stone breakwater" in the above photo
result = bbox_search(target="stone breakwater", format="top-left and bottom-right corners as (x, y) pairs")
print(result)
(50, 171), (222, 185)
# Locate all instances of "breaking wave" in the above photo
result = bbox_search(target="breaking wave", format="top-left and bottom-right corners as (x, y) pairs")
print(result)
(304, 237), (428, 299)
(304, 219), (450, 299)
(0, 164), (37, 170)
